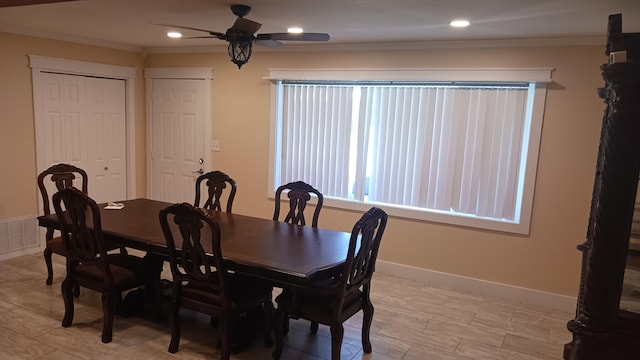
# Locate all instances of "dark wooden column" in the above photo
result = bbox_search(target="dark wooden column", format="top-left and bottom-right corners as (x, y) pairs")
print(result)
(564, 13), (640, 360)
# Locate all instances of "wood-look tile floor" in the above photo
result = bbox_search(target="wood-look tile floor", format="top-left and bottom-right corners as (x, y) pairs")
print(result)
(0, 252), (574, 360)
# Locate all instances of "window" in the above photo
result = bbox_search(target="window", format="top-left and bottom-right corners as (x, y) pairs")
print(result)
(268, 69), (551, 234)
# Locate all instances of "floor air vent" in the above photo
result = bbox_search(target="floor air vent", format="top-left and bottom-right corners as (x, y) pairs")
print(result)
(0, 216), (39, 257)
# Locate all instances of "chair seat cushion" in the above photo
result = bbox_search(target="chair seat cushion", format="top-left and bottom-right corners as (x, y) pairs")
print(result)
(47, 236), (66, 255)
(76, 254), (160, 290)
(276, 286), (363, 324)
(181, 274), (272, 310)
(48, 234), (122, 255)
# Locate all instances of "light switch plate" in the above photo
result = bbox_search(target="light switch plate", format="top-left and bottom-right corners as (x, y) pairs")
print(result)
(211, 140), (221, 151)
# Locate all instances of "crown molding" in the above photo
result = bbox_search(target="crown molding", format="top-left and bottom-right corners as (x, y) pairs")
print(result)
(0, 25), (143, 53)
(143, 35), (604, 54)
(2, 23), (604, 55)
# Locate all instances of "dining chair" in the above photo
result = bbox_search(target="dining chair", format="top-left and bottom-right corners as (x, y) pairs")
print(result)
(37, 163), (127, 288)
(272, 207), (388, 360)
(272, 181), (323, 228)
(52, 187), (163, 343)
(194, 170), (237, 212)
(272, 180), (324, 333)
(159, 202), (274, 360)
(38, 163), (88, 286)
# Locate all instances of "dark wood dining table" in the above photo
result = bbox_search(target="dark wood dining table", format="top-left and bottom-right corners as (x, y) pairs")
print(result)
(37, 198), (352, 288)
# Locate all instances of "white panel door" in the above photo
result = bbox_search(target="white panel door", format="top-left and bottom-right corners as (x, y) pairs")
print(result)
(85, 77), (127, 203)
(41, 73), (84, 167)
(39, 73), (126, 204)
(150, 79), (206, 203)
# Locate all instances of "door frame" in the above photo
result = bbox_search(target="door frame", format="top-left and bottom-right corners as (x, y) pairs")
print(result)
(144, 67), (213, 199)
(29, 55), (137, 200)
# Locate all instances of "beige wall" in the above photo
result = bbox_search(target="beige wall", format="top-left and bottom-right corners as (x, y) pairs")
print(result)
(1, 32), (607, 297)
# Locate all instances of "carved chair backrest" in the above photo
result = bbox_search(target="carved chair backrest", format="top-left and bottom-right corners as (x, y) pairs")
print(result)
(273, 181), (324, 228)
(37, 163), (89, 217)
(194, 171), (237, 213)
(52, 187), (111, 280)
(339, 207), (388, 298)
(159, 203), (228, 304)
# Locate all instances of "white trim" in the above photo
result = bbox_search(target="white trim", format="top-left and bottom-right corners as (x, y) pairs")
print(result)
(268, 82), (281, 198)
(266, 68), (553, 83)
(320, 198), (530, 234)
(144, 67), (213, 80)
(144, 36), (604, 55)
(0, 246), (42, 262)
(28, 55), (137, 203)
(143, 67), (214, 197)
(376, 260), (576, 312)
(29, 55), (136, 78)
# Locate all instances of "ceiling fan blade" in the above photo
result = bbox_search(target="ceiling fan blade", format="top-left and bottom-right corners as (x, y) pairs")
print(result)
(182, 36), (223, 39)
(150, 22), (225, 38)
(256, 33), (330, 42)
(0, 0), (83, 7)
(255, 39), (284, 48)
(228, 17), (262, 34)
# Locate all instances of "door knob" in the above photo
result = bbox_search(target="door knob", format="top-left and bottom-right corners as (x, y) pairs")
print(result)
(193, 169), (204, 175)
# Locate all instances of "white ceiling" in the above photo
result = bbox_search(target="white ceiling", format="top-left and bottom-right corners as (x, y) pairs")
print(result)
(1, 0), (639, 53)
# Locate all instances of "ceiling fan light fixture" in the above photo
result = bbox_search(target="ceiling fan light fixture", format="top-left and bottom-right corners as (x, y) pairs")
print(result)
(287, 27), (303, 34)
(167, 31), (182, 38)
(228, 40), (253, 69)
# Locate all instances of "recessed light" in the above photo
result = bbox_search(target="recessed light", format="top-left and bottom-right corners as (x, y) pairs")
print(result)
(450, 19), (470, 28)
(167, 31), (182, 38)
(287, 27), (303, 34)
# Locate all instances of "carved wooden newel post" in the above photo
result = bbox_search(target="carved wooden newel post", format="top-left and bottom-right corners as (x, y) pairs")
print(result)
(564, 14), (640, 360)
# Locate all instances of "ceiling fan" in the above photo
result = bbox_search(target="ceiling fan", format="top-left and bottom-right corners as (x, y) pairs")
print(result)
(153, 4), (330, 69)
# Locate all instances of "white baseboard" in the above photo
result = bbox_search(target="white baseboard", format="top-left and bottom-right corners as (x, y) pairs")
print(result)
(376, 260), (577, 313)
(0, 245), (43, 262)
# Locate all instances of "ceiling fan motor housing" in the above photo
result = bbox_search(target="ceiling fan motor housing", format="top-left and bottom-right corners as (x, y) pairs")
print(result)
(231, 4), (251, 18)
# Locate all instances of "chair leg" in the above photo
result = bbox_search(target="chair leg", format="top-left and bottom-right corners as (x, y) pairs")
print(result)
(61, 277), (75, 328)
(47, 248), (80, 296)
(44, 247), (54, 285)
(362, 307), (374, 352)
(101, 292), (115, 343)
(272, 310), (285, 359)
(168, 300), (181, 353)
(362, 290), (374, 353)
(310, 321), (319, 333)
(329, 324), (345, 360)
(219, 317), (231, 360)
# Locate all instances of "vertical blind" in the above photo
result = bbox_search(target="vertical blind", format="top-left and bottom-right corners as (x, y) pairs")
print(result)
(281, 85), (353, 198)
(278, 82), (530, 221)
